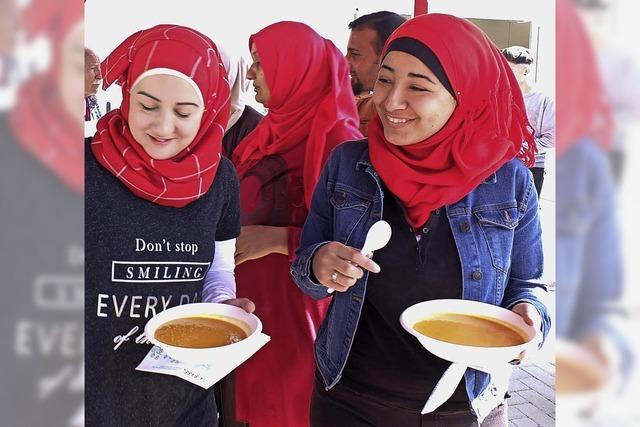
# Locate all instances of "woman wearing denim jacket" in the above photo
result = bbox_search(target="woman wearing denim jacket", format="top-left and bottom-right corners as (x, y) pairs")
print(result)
(291, 14), (551, 426)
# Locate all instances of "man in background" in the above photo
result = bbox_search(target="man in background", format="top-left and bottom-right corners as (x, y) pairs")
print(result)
(84, 47), (102, 121)
(503, 46), (555, 196)
(346, 11), (405, 136)
(0, 0), (19, 110)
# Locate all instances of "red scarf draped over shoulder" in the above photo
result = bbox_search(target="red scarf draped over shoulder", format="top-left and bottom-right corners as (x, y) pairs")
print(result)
(368, 14), (536, 228)
(231, 21), (362, 208)
(91, 25), (230, 207)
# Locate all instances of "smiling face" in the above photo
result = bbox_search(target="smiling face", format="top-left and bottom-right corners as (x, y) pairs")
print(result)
(128, 74), (204, 160)
(247, 43), (271, 107)
(346, 27), (381, 95)
(373, 51), (456, 146)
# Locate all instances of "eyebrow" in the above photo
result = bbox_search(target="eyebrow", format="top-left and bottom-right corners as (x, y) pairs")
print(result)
(176, 102), (199, 107)
(137, 91), (199, 107)
(381, 65), (437, 85)
(138, 91), (161, 102)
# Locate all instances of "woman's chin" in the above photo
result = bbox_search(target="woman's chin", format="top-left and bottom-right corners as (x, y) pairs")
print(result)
(383, 129), (415, 147)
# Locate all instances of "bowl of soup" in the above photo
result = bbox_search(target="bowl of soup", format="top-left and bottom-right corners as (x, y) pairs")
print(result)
(556, 339), (612, 422)
(400, 299), (537, 369)
(144, 302), (262, 363)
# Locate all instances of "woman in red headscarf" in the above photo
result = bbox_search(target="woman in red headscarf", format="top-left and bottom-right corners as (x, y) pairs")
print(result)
(0, 1), (84, 425)
(291, 14), (551, 426)
(230, 21), (362, 427)
(555, 0), (632, 411)
(85, 25), (253, 426)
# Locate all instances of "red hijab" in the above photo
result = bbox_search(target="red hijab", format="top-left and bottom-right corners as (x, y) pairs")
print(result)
(368, 14), (536, 228)
(91, 25), (230, 207)
(556, 0), (612, 157)
(10, 0), (84, 193)
(231, 21), (362, 207)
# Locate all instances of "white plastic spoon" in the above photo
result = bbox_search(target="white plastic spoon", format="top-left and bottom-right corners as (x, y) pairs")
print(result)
(327, 220), (392, 294)
(421, 362), (468, 414)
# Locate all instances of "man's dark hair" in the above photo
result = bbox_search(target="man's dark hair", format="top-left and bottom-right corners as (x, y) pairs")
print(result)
(348, 11), (406, 54)
(501, 46), (534, 65)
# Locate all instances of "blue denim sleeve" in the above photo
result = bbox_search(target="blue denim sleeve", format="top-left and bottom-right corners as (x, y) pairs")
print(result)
(290, 157), (334, 300)
(501, 170), (551, 345)
(569, 153), (633, 372)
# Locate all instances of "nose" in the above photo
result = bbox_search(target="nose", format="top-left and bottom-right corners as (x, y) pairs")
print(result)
(153, 110), (175, 137)
(247, 66), (256, 81)
(345, 54), (355, 69)
(383, 85), (406, 112)
(95, 67), (102, 80)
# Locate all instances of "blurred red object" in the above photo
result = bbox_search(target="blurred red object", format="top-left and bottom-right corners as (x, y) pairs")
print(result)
(556, 0), (613, 157)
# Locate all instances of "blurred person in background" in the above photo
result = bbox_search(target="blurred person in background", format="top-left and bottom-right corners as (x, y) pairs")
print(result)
(230, 21), (361, 427)
(346, 11), (405, 136)
(576, 0), (640, 186)
(556, 0), (633, 419)
(0, 0), (19, 106)
(292, 14), (550, 427)
(0, 0), (84, 425)
(85, 24), (253, 426)
(84, 47), (102, 121)
(219, 47), (263, 157)
(502, 46), (555, 196)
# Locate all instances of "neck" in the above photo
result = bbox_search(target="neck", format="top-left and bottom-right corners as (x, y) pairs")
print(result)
(519, 81), (532, 94)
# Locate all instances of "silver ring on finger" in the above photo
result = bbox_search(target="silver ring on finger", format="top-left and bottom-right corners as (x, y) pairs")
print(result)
(331, 271), (338, 282)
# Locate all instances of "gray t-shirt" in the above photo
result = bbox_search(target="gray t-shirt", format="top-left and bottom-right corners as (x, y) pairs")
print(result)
(85, 140), (240, 426)
(524, 91), (555, 168)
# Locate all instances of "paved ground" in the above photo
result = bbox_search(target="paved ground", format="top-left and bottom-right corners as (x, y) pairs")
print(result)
(507, 361), (556, 426)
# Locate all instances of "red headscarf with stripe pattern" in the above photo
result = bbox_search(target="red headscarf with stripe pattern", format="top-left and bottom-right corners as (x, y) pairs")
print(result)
(10, 0), (84, 193)
(91, 25), (230, 207)
(368, 14), (536, 228)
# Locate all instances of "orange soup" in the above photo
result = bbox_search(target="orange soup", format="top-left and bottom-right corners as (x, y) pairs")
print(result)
(155, 316), (248, 348)
(556, 355), (605, 394)
(413, 313), (527, 347)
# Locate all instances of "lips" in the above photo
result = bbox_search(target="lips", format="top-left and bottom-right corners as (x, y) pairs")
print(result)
(148, 135), (175, 146)
(383, 114), (415, 128)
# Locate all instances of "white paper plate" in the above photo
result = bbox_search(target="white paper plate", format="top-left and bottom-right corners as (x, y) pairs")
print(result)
(556, 339), (614, 422)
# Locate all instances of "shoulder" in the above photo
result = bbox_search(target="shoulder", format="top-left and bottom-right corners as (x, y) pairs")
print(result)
(213, 155), (239, 187)
(328, 139), (369, 163)
(497, 158), (530, 180)
(496, 158), (533, 191)
(85, 137), (109, 184)
(243, 105), (264, 124)
(528, 90), (554, 106)
(466, 159), (534, 209)
(493, 159), (536, 210)
(560, 138), (609, 176)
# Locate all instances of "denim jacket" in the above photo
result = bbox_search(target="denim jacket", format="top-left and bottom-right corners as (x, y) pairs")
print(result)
(556, 139), (633, 375)
(291, 141), (551, 420)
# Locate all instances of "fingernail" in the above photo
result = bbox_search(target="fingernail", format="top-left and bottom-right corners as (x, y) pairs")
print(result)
(371, 261), (381, 273)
